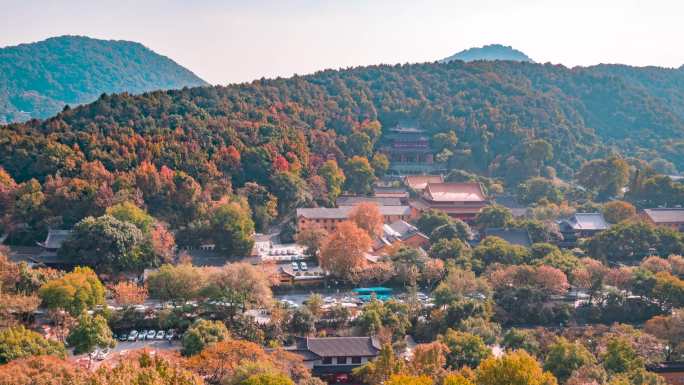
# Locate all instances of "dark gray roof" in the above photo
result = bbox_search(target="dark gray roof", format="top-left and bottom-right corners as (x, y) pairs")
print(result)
(483, 228), (532, 248)
(643, 208), (684, 224)
(336, 196), (403, 206)
(39, 229), (72, 250)
(305, 337), (380, 357)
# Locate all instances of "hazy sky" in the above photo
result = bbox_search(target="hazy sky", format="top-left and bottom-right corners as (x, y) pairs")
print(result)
(2, 0), (683, 85)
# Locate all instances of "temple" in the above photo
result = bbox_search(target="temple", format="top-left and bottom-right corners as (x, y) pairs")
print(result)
(381, 123), (445, 174)
(410, 182), (489, 222)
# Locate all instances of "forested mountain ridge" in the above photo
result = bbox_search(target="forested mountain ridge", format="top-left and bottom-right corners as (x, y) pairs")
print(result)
(0, 35), (208, 123)
(3, 59), (684, 243)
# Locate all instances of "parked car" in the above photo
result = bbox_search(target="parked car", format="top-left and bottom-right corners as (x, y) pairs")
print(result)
(155, 330), (165, 340)
(147, 330), (156, 339)
(299, 262), (308, 271)
(165, 330), (176, 341)
(291, 262), (298, 271)
(128, 330), (138, 341)
(138, 330), (147, 341)
(117, 333), (128, 342)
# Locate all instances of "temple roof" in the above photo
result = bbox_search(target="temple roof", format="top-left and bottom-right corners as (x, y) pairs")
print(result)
(423, 182), (487, 202)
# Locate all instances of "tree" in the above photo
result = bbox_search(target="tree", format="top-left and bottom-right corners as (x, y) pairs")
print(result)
(586, 221), (684, 263)
(543, 337), (596, 383)
(476, 350), (558, 385)
(407, 342), (448, 378)
(577, 157), (630, 200)
(181, 319), (230, 356)
(353, 344), (404, 385)
(0, 326), (66, 364)
(349, 202), (384, 238)
(92, 352), (203, 385)
(0, 355), (88, 385)
(295, 226), (328, 259)
(318, 160), (346, 206)
(440, 329), (492, 369)
(501, 328), (542, 357)
(475, 205), (513, 230)
(289, 307), (315, 335)
(601, 337), (643, 375)
(385, 375), (433, 385)
(652, 272), (684, 310)
(184, 339), (307, 385)
(66, 312), (115, 355)
(203, 262), (273, 319)
(241, 373), (295, 385)
(239, 182), (279, 232)
(602, 201), (637, 224)
(146, 263), (205, 304)
(38, 267), (105, 316)
(416, 210), (452, 235)
(209, 201), (255, 257)
(303, 293), (324, 319)
(472, 237), (530, 268)
(432, 267), (492, 307)
(106, 201), (154, 233)
(59, 215), (146, 273)
(644, 309), (684, 360)
(371, 154), (390, 178)
(345, 156), (375, 195)
(428, 238), (470, 261)
(430, 220), (472, 243)
(517, 177), (562, 205)
(270, 172), (310, 215)
(319, 221), (371, 281)
(524, 139), (554, 177)
(111, 281), (148, 307)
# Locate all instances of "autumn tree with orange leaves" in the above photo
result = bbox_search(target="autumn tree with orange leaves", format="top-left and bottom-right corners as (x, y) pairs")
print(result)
(320, 221), (372, 281)
(349, 202), (384, 238)
(112, 281), (148, 307)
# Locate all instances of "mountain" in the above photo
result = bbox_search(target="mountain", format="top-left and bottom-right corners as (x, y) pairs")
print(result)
(0, 35), (208, 123)
(442, 44), (533, 63)
(3, 59), (684, 186)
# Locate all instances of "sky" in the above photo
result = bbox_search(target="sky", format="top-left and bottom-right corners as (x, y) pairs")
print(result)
(2, 0), (684, 85)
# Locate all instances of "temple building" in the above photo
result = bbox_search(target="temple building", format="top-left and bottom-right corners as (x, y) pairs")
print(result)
(380, 123), (445, 174)
(410, 182), (489, 222)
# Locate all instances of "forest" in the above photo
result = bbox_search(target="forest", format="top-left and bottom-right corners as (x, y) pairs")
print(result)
(2, 59), (684, 247)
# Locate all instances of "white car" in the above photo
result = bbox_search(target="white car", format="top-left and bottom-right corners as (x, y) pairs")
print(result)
(155, 330), (165, 340)
(147, 330), (156, 339)
(299, 262), (308, 271)
(291, 262), (299, 271)
(128, 330), (138, 341)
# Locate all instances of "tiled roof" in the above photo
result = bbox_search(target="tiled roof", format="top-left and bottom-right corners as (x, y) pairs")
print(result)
(336, 196), (403, 206)
(643, 208), (684, 224)
(39, 229), (72, 250)
(296, 206), (411, 219)
(568, 213), (609, 231)
(404, 175), (444, 190)
(423, 183), (487, 202)
(483, 228), (532, 248)
(305, 337), (381, 357)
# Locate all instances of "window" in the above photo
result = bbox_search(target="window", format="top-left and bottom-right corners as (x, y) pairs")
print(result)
(322, 357), (332, 365)
(337, 357), (348, 365)
(351, 357), (361, 364)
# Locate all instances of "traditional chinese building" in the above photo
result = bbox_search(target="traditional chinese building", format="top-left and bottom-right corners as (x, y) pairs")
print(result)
(296, 206), (413, 233)
(410, 182), (489, 222)
(381, 124), (444, 174)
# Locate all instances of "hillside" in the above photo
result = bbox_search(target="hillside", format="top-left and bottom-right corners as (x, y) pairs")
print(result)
(3, 59), (684, 242)
(442, 44), (533, 63)
(0, 35), (208, 123)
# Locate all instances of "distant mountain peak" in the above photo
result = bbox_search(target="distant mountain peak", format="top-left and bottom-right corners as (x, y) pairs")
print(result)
(441, 44), (533, 63)
(0, 35), (208, 123)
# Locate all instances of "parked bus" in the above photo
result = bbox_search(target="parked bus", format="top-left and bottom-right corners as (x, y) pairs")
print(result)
(352, 287), (393, 302)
